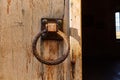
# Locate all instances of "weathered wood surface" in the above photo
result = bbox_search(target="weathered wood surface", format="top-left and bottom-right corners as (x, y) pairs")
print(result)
(70, 0), (82, 80)
(0, 0), (81, 80)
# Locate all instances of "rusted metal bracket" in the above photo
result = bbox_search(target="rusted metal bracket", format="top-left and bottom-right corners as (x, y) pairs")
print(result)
(41, 18), (63, 40)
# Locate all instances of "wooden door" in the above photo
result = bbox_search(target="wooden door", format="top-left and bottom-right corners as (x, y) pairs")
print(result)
(0, 0), (82, 80)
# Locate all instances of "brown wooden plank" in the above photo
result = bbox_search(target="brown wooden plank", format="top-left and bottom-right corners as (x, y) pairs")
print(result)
(31, 0), (69, 80)
(0, 0), (33, 80)
(70, 0), (82, 80)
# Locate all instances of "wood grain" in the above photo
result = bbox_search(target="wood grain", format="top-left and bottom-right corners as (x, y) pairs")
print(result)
(0, 0), (81, 80)
(70, 0), (82, 80)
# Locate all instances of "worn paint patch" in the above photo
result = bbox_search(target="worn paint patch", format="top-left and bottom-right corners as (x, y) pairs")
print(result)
(7, 0), (11, 14)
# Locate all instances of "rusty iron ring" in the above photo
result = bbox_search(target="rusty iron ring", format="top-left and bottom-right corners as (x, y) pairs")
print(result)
(32, 29), (70, 65)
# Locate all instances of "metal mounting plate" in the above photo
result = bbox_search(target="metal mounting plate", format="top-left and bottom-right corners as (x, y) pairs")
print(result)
(41, 18), (63, 40)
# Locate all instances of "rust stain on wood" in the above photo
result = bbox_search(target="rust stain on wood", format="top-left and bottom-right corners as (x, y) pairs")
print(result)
(26, 47), (32, 73)
(26, 47), (32, 63)
(7, 0), (11, 14)
(71, 50), (76, 79)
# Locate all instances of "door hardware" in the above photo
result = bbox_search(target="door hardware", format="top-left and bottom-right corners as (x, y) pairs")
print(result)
(32, 18), (70, 65)
(41, 18), (63, 40)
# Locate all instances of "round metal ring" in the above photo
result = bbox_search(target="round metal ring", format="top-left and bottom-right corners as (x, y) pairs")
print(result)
(32, 29), (70, 65)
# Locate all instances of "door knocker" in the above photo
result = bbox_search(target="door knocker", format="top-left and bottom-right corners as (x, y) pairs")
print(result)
(32, 18), (70, 65)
